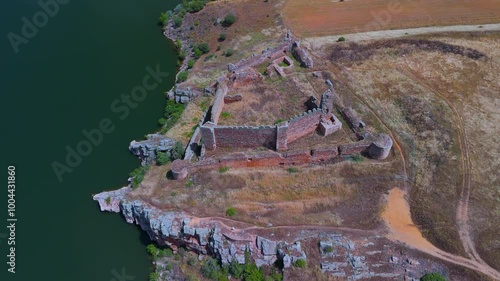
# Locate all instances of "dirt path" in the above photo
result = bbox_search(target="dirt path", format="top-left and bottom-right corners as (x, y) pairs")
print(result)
(383, 188), (500, 280)
(304, 23), (500, 49)
(398, 65), (482, 264)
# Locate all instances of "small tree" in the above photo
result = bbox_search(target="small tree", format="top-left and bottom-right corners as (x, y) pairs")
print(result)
(421, 273), (447, 281)
(146, 244), (159, 257)
(218, 33), (226, 41)
(337, 36), (346, 42)
(197, 42), (210, 54)
(156, 151), (169, 166)
(171, 141), (185, 160)
(223, 13), (237, 27)
(294, 259), (306, 268)
(174, 15), (183, 28)
(226, 207), (237, 216)
(223, 49), (234, 57)
(177, 71), (188, 82)
(187, 59), (195, 69)
(159, 12), (168, 25)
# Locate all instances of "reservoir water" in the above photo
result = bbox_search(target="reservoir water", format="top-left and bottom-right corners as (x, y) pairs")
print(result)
(0, 0), (180, 280)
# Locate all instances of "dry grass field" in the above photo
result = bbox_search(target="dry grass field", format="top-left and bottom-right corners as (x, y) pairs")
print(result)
(282, 0), (500, 37)
(308, 31), (500, 270)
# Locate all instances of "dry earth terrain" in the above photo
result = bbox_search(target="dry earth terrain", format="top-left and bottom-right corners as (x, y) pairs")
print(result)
(283, 0), (500, 37)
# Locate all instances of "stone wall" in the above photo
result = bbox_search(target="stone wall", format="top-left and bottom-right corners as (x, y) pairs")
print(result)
(210, 83), (228, 124)
(214, 125), (277, 149)
(286, 108), (323, 143)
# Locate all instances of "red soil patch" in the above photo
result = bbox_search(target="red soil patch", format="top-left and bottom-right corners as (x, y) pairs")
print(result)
(282, 0), (500, 37)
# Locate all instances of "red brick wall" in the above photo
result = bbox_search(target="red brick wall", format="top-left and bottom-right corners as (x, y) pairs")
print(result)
(286, 109), (322, 143)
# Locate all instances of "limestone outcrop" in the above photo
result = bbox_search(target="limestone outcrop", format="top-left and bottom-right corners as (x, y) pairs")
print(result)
(129, 134), (176, 165)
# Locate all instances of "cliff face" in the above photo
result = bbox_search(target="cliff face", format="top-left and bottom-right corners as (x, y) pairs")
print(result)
(93, 188), (305, 268)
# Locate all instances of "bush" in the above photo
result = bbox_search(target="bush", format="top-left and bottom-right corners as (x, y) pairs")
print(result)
(171, 141), (185, 160)
(223, 49), (234, 57)
(221, 111), (230, 119)
(193, 46), (203, 58)
(149, 272), (159, 281)
(201, 258), (222, 280)
(218, 33), (226, 41)
(161, 99), (185, 133)
(158, 118), (167, 126)
(287, 167), (298, 174)
(188, 59), (195, 69)
(187, 256), (197, 267)
(337, 36), (346, 42)
(294, 259), (306, 268)
(226, 207), (236, 217)
(421, 273), (447, 281)
(177, 71), (188, 82)
(219, 166), (229, 173)
(223, 13), (237, 27)
(197, 42), (210, 54)
(130, 165), (150, 188)
(173, 15), (183, 28)
(323, 245), (334, 253)
(105, 196), (111, 205)
(159, 12), (168, 25)
(159, 248), (173, 258)
(146, 244), (159, 257)
(229, 260), (245, 279)
(156, 151), (169, 166)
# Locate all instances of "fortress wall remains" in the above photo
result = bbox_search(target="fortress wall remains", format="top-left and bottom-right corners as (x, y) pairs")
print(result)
(286, 108), (322, 143)
(210, 83), (228, 124)
(214, 125), (277, 149)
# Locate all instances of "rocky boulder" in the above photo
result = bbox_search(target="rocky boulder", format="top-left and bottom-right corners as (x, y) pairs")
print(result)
(129, 134), (176, 165)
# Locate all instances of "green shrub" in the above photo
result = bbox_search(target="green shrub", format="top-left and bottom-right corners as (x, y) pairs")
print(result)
(323, 245), (334, 253)
(161, 99), (185, 132)
(216, 45), (221, 51)
(188, 59), (195, 69)
(149, 272), (159, 281)
(146, 244), (159, 257)
(158, 118), (167, 126)
(178, 49), (186, 61)
(187, 256), (197, 267)
(171, 141), (185, 160)
(294, 259), (306, 268)
(226, 207), (237, 217)
(156, 151), (170, 165)
(159, 248), (173, 258)
(177, 71), (188, 82)
(159, 12), (168, 25)
(229, 260), (245, 279)
(337, 36), (346, 42)
(194, 19), (199, 26)
(219, 166), (229, 173)
(193, 46), (203, 58)
(349, 154), (364, 163)
(223, 49), (234, 57)
(130, 165), (150, 188)
(287, 167), (298, 174)
(174, 15), (183, 28)
(201, 258), (222, 280)
(197, 43), (210, 54)
(421, 273), (447, 281)
(105, 196), (111, 205)
(165, 262), (172, 271)
(221, 111), (230, 119)
(223, 13), (237, 27)
(176, 39), (182, 49)
(218, 33), (226, 41)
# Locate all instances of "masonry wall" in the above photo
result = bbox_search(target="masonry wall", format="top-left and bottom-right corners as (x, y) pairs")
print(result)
(214, 125), (277, 149)
(286, 108), (322, 143)
(210, 84), (228, 124)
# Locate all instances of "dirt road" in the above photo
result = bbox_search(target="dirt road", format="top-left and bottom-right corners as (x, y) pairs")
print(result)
(304, 23), (500, 50)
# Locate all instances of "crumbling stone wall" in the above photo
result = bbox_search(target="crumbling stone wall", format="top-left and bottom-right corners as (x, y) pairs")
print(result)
(286, 108), (323, 143)
(214, 125), (277, 149)
(210, 83), (228, 124)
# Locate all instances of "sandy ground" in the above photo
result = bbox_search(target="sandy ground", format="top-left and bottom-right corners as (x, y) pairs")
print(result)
(304, 23), (500, 48)
(382, 188), (500, 280)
